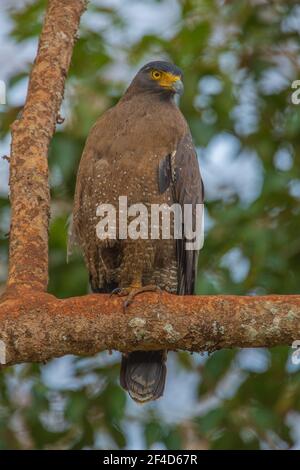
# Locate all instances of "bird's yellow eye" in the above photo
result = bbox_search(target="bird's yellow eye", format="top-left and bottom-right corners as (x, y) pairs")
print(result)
(151, 70), (162, 80)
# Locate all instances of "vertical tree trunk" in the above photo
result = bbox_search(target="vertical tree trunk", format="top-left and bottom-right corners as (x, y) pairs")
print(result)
(7, 0), (87, 292)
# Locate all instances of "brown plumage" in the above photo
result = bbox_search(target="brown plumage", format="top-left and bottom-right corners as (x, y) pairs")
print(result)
(71, 61), (204, 403)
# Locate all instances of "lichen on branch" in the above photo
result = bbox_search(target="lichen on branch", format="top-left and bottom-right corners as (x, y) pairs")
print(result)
(0, 290), (299, 366)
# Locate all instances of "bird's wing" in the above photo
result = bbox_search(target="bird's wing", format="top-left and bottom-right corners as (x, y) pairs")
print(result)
(69, 120), (103, 286)
(158, 132), (204, 294)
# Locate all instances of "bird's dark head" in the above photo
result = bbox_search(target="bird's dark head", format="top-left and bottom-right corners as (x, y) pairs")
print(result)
(127, 61), (184, 98)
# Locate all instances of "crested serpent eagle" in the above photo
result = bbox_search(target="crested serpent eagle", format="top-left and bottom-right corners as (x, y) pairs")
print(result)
(71, 61), (204, 403)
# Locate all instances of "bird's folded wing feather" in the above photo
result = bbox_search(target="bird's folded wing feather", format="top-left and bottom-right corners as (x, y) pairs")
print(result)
(158, 132), (204, 295)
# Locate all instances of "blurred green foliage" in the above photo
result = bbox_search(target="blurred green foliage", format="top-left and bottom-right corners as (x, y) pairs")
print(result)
(0, 0), (300, 450)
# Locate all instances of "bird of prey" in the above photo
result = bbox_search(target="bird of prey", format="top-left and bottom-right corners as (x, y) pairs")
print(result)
(71, 61), (204, 403)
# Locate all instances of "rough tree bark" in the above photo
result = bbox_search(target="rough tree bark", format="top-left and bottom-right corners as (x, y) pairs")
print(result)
(0, 291), (300, 366)
(7, 0), (87, 292)
(1, 0), (299, 368)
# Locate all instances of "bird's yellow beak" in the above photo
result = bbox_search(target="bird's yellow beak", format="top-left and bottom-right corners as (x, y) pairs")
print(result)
(159, 72), (184, 94)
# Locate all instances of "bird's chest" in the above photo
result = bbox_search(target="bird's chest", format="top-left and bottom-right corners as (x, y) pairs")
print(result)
(95, 116), (180, 204)
(99, 152), (169, 206)
(112, 112), (178, 157)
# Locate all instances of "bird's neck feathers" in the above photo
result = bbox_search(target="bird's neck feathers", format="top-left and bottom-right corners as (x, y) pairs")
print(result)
(121, 82), (176, 104)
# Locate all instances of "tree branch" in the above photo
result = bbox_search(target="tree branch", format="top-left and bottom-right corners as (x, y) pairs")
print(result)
(7, 0), (87, 292)
(0, 290), (299, 366)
